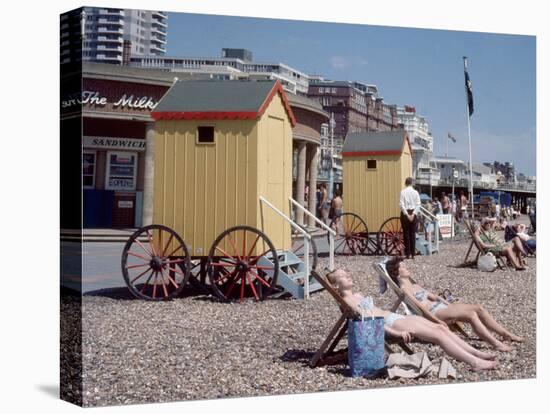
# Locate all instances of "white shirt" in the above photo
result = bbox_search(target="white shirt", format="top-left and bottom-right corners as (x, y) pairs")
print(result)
(399, 186), (421, 216)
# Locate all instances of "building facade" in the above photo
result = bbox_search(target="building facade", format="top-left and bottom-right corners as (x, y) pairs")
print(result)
(62, 63), (326, 229)
(61, 7), (167, 65)
(396, 105), (434, 181)
(129, 48), (310, 94)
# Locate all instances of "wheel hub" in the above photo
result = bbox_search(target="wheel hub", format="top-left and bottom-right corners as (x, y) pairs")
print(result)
(149, 256), (164, 271)
(236, 261), (249, 272)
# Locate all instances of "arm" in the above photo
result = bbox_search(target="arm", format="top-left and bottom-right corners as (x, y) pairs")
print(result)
(427, 291), (450, 306)
(412, 191), (421, 216)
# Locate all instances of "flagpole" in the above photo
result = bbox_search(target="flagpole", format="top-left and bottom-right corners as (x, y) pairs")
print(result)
(463, 56), (475, 218)
(446, 134), (449, 157)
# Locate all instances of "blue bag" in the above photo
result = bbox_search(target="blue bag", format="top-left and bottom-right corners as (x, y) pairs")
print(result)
(348, 298), (386, 378)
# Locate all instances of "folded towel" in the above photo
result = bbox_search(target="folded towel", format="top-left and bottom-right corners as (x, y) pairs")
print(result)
(386, 352), (435, 379)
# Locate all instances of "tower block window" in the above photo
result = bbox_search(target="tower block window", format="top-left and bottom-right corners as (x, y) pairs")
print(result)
(197, 126), (215, 143)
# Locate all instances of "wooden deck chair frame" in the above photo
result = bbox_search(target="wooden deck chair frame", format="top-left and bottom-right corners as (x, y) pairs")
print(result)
(461, 219), (509, 270)
(309, 268), (414, 368)
(372, 260), (469, 338)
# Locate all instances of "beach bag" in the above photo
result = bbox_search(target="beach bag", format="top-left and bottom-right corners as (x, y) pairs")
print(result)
(348, 298), (386, 378)
(477, 252), (497, 272)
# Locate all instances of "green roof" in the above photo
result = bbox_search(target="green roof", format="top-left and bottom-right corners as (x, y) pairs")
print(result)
(154, 79), (278, 113)
(343, 131), (409, 153)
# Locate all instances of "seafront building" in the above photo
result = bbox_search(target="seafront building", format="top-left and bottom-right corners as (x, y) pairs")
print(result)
(61, 7), (167, 65)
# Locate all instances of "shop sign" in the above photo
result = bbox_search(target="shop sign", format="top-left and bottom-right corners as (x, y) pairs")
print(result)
(84, 136), (146, 151)
(436, 214), (454, 238)
(118, 200), (134, 208)
(61, 91), (158, 110)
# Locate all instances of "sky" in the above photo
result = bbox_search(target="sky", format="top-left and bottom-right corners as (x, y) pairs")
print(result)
(164, 12), (536, 176)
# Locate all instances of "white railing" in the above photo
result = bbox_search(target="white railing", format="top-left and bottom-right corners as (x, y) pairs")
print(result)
(418, 206), (439, 255)
(289, 197), (336, 271)
(259, 196), (312, 298)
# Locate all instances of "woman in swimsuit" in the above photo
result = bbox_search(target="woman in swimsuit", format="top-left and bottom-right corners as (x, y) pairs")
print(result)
(385, 257), (523, 352)
(328, 269), (497, 371)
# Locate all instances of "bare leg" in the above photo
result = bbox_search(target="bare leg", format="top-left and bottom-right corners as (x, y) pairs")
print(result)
(392, 317), (497, 371)
(436, 304), (513, 351)
(504, 246), (523, 270)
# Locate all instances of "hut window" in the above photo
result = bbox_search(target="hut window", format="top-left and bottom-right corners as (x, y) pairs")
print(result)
(367, 160), (377, 170)
(197, 126), (215, 143)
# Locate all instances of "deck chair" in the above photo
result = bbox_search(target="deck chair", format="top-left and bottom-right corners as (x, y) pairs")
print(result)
(504, 225), (536, 258)
(373, 259), (469, 338)
(309, 268), (414, 368)
(460, 219), (509, 270)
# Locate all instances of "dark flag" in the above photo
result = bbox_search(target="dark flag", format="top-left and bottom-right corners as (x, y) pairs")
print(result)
(448, 132), (456, 143)
(463, 57), (474, 116)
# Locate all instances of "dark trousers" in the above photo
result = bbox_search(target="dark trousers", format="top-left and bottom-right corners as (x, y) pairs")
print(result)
(400, 211), (417, 258)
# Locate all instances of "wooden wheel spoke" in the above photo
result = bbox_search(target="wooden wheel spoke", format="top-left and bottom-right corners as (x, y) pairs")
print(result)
(131, 268), (153, 284)
(215, 246), (239, 262)
(246, 272), (260, 301)
(158, 269), (169, 297)
(163, 259), (186, 266)
(210, 262), (238, 268)
(146, 230), (159, 257)
(214, 268), (238, 284)
(224, 271), (240, 297)
(127, 250), (152, 262)
(134, 238), (154, 258)
(152, 271), (158, 299)
(161, 268), (180, 289)
(293, 243), (305, 253)
(242, 230), (247, 260)
(249, 249), (271, 265)
(239, 272), (246, 301)
(127, 263), (151, 270)
(165, 244), (184, 259)
(249, 268), (271, 288)
(161, 233), (175, 257)
(227, 234), (242, 261)
(246, 235), (261, 259)
(139, 271), (155, 294)
(350, 221), (364, 234)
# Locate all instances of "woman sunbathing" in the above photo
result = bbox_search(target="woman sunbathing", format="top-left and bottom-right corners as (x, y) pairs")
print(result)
(385, 256), (523, 352)
(327, 269), (497, 371)
(476, 217), (525, 270)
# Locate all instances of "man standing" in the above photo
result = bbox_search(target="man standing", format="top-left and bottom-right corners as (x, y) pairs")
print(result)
(399, 177), (421, 259)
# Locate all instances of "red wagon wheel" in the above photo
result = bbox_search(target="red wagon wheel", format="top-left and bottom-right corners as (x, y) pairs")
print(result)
(121, 224), (191, 301)
(207, 226), (279, 302)
(328, 212), (369, 256)
(377, 217), (405, 256)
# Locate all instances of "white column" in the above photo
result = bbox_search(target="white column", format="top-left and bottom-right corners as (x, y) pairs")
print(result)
(296, 141), (307, 226)
(142, 122), (155, 226)
(307, 145), (319, 227)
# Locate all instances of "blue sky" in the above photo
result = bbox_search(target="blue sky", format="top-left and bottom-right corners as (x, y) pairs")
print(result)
(165, 12), (536, 176)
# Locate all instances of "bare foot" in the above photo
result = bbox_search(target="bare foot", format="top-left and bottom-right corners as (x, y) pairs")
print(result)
(503, 334), (524, 342)
(472, 359), (498, 372)
(474, 349), (497, 360)
(495, 343), (513, 352)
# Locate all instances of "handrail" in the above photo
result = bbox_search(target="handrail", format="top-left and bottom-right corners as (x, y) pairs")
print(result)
(259, 196), (311, 298)
(289, 198), (336, 236)
(289, 197), (335, 271)
(419, 205), (438, 221)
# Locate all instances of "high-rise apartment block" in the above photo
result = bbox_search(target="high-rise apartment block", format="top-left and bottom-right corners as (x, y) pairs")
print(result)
(60, 7), (167, 65)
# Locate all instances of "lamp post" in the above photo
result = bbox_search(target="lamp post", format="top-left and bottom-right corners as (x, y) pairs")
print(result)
(328, 113), (335, 200)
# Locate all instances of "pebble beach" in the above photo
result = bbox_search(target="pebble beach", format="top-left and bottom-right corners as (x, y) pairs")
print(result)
(62, 221), (536, 407)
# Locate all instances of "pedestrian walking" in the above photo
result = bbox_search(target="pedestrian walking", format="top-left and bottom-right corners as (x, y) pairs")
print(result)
(399, 177), (421, 259)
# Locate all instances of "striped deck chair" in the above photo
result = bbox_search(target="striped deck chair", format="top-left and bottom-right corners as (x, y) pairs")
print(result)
(373, 258), (469, 337)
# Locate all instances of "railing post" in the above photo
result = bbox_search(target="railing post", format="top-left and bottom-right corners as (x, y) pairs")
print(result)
(304, 242), (310, 299)
(329, 234), (335, 271)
